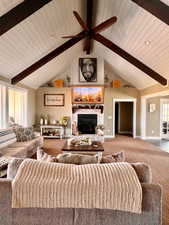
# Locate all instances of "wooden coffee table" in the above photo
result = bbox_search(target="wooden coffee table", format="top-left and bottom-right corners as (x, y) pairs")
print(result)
(62, 141), (104, 157)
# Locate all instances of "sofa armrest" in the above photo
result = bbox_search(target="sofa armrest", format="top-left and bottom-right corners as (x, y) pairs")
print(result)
(0, 179), (12, 225)
(34, 136), (44, 148)
(74, 183), (162, 225)
(131, 163), (152, 183)
(141, 183), (162, 225)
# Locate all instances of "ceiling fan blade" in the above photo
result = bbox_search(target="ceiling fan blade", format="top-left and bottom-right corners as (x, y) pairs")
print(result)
(94, 33), (167, 85)
(93, 16), (117, 33)
(73, 11), (89, 31)
(62, 35), (84, 39)
(11, 31), (85, 85)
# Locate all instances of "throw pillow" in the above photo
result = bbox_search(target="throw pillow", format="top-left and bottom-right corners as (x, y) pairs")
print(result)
(37, 148), (56, 162)
(57, 153), (101, 165)
(40, 152), (54, 162)
(7, 158), (24, 179)
(100, 152), (125, 163)
(13, 127), (35, 142)
(37, 147), (45, 160)
(37, 148), (101, 165)
(0, 156), (12, 170)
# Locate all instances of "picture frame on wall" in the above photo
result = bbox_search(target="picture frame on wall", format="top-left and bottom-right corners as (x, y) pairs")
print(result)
(72, 86), (104, 104)
(79, 58), (97, 82)
(44, 94), (65, 106)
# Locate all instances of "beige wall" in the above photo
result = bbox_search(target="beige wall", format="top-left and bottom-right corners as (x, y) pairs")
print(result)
(146, 97), (161, 137)
(35, 87), (141, 136)
(27, 89), (36, 126)
(36, 87), (72, 134)
(104, 87), (140, 136)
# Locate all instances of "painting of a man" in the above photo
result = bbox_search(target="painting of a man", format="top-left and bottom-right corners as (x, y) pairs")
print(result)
(79, 58), (97, 82)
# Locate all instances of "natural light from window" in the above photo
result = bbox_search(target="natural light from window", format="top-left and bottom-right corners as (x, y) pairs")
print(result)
(8, 88), (27, 127)
(0, 84), (7, 129)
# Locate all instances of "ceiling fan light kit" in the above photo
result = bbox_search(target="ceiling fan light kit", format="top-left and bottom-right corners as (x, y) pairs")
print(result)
(11, 0), (167, 86)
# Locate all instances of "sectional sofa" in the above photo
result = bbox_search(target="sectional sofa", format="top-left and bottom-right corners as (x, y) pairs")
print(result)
(0, 160), (162, 225)
(0, 128), (43, 177)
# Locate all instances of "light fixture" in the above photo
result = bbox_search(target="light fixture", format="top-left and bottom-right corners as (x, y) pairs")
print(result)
(144, 40), (151, 46)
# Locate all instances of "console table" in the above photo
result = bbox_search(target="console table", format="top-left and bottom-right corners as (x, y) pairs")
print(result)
(40, 125), (64, 139)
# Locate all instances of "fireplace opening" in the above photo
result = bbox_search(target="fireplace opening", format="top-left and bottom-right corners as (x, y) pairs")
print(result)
(78, 114), (97, 134)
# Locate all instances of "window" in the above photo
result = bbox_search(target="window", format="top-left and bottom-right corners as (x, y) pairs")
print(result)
(0, 84), (7, 129)
(161, 99), (169, 138)
(8, 88), (27, 127)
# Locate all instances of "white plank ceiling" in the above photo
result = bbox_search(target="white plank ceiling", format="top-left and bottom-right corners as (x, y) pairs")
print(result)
(0, 0), (168, 89)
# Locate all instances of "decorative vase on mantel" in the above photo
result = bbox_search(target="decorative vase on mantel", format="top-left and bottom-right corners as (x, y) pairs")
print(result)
(44, 115), (49, 125)
(40, 118), (44, 125)
(44, 118), (48, 125)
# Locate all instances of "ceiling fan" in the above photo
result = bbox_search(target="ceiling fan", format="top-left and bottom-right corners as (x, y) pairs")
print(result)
(11, 0), (167, 86)
(62, 11), (117, 55)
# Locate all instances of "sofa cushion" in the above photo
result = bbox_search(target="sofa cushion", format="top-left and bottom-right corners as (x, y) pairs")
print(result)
(1, 147), (27, 158)
(10, 136), (43, 157)
(0, 129), (16, 149)
(13, 127), (35, 142)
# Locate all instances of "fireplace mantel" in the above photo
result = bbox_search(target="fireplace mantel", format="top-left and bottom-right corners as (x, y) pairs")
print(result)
(72, 104), (104, 114)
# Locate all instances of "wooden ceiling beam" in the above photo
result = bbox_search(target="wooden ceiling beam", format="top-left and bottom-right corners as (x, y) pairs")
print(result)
(11, 32), (85, 85)
(0, 0), (52, 36)
(94, 33), (167, 85)
(131, 0), (169, 25)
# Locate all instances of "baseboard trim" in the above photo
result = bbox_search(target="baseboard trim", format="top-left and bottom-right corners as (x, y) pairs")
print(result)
(119, 131), (133, 135)
(142, 136), (161, 140)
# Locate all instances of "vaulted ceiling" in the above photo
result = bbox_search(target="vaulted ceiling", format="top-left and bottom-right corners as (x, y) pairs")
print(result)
(0, 0), (169, 89)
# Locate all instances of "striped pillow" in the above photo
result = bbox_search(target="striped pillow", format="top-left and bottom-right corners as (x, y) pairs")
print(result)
(0, 129), (17, 149)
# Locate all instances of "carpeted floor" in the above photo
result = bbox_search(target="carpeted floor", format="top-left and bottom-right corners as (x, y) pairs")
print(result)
(43, 136), (169, 225)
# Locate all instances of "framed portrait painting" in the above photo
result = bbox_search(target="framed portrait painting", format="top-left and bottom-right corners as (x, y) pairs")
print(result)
(79, 58), (97, 82)
(44, 94), (64, 106)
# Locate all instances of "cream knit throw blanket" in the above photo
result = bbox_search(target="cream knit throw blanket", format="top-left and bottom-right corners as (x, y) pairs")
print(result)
(12, 159), (142, 213)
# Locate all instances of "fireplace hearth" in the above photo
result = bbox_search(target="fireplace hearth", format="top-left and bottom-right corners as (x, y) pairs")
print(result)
(78, 114), (97, 134)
